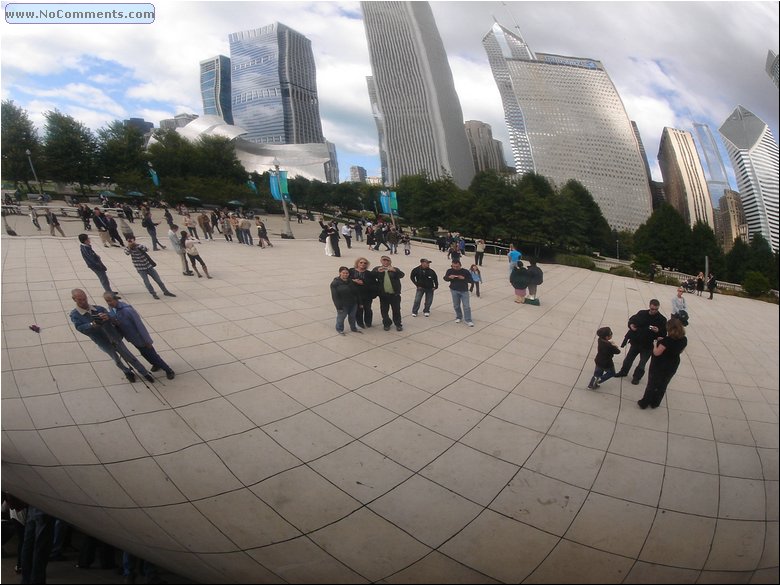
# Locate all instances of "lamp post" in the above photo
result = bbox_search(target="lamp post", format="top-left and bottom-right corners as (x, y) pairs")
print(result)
(272, 158), (294, 239)
(25, 149), (43, 196)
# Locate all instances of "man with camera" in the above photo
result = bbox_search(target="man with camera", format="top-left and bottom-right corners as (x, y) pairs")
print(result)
(69, 288), (154, 384)
(615, 299), (667, 385)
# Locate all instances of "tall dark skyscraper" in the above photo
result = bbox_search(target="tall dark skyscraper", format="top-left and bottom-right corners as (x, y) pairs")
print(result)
(200, 55), (233, 125)
(362, 1), (475, 188)
(228, 23), (325, 145)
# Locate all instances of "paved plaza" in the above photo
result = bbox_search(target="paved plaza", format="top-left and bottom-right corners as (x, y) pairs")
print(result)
(1, 208), (778, 583)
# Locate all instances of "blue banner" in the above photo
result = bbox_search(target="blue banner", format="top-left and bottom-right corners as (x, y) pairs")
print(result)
(247, 180), (258, 193)
(269, 173), (281, 201)
(379, 194), (390, 214)
(279, 171), (291, 203)
(149, 168), (159, 187)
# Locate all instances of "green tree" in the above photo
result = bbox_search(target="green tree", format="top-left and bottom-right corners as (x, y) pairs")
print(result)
(687, 221), (724, 275)
(725, 238), (751, 284)
(545, 190), (586, 252)
(742, 271), (771, 297)
(747, 234), (778, 289)
(95, 120), (146, 186)
(42, 110), (98, 193)
(612, 229), (634, 260)
(1, 100), (42, 192)
(559, 179), (612, 253)
(633, 204), (691, 270)
(466, 170), (516, 239)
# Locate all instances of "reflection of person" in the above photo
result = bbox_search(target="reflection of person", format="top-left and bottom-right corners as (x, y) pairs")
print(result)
(695, 272), (705, 296)
(372, 255), (404, 331)
(638, 318), (687, 409)
(671, 287), (689, 325)
(20, 506), (54, 585)
(526, 258), (544, 302)
(443, 259), (474, 326)
(79, 234), (115, 293)
(330, 266), (362, 335)
(707, 273), (717, 300)
(474, 239), (486, 266)
(410, 258), (438, 317)
(615, 299), (667, 384)
(44, 208), (65, 237)
(507, 243), (522, 276)
(349, 257), (377, 328)
(509, 260), (529, 303)
(169, 224), (194, 276)
(587, 327), (621, 389)
(181, 231), (212, 278)
(69, 288), (153, 383)
(104, 293), (175, 380)
(125, 236), (177, 298)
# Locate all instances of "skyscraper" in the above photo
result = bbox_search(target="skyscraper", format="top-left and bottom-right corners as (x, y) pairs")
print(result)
(766, 50), (779, 89)
(483, 22), (652, 231)
(717, 189), (749, 253)
(692, 122), (731, 205)
(362, 1), (475, 188)
(719, 105), (779, 252)
(350, 165), (367, 183)
(464, 120), (506, 173)
(658, 127), (714, 228)
(200, 55), (233, 124)
(228, 23), (325, 145)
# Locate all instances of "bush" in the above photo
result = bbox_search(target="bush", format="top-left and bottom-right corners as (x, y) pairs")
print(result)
(657, 275), (681, 287)
(555, 253), (595, 270)
(742, 271), (771, 297)
(631, 253), (654, 277)
(610, 266), (635, 278)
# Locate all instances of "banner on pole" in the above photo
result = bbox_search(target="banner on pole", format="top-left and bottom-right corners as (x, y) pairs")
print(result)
(390, 191), (398, 211)
(149, 168), (159, 187)
(280, 171), (291, 203)
(269, 173), (281, 201)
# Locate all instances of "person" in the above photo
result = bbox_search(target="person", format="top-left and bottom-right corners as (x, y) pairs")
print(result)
(637, 318), (687, 409)
(69, 288), (154, 383)
(77, 203), (91, 230)
(670, 287), (689, 326)
(28, 206), (41, 231)
(444, 260), (474, 326)
(349, 257), (377, 328)
(587, 326), (621, 389)
(79, 234), (116, 294)
(410, 258), (438, 317)
(198, 212), (213, 240)
(372, 255), (404, 331)
(168, 224), (194, 276)
(183, 214), (200, 240)
(92, 208), (112, 247)
(695, 271), (705, 296)
(44, 208), (65, 237)
(221, 215), (233, 242)
(386, 228), (400, 254)
(255, 217), (273, 248)
(2, 493), (27, 575)
(239, 216), (254, 246)
(648, 263), (657, 282)
(122, 203), (134, 223)
(124, 236), (177, 299)
(104, 213), (125, 247)
(509, 260), (530, 303)
(614, 299), (668, 385)
(365, 226), (376, 250)
(19, 506), (54, 585)
(211, 210), (222, 234)
(296, 212), (303, 224)
(141, 210), (165, 251)
(401, 233), (411, 256)
(341, 223), (353, 249)
(707, 272), (717, 300)
(474, 239), (486, 266)
(330, 266), (362, 335)
(468, 264), (482, 297)
(446, 241), (461, 265)
(327, 221), (341, 257)
(163, 206), (174, 229)
(507, 243), (522, 276)
(526, 258), (544, 303)
(181, 231), (212, 278)
(104, 292), (175, 380)
(354, 221), (363, 242)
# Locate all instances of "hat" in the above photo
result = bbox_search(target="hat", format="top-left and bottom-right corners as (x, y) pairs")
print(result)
(420, 258), (431, 263)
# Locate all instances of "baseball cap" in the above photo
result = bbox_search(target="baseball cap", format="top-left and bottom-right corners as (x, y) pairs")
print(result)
(420, 258), (431, 263)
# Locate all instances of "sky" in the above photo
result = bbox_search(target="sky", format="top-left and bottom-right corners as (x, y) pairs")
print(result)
(1, 1), (778, 189)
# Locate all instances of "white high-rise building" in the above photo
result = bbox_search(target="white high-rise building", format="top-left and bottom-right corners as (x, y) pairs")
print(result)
(658, 127), (714, 229)
(483, 22), (652, 231)
(766, 50), (779, 89)
(361, 1), (475, 189)
(719, 105), (779, 252)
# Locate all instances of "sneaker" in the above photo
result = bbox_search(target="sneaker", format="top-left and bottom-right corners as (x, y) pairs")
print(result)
(338, 331), (346, 336)
(614, 372), (627, 378)
(396, 325), (403, 331)
(637, 400), (648, 410)
(144, 374), (155, 383)
(466, 321), (474, 327)
(411, 313), (418, 317)
(455, 318), (461, 323)
(351, 329), (364, 334)
(183, 271), (194, 276)
(163, 291), (176, 297)
(383, 325), (391, 331)
(630, 378), (640, 385)
(125, 371), (136, 383)
(423, 312), (430, 317)
(166, 371), (175, 380)
(151, 365), (161, 372)
(151, 293), (160, 300)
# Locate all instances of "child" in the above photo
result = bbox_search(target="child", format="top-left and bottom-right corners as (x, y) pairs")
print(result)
(180, 231), (211, 278)
(469, 264), (482, 297)
(588, 327), (621, 389)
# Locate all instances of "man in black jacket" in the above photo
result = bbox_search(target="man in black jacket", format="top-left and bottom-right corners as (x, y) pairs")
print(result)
(615, 299), (667, 384)
(410, 258), (438, 317)
(372, 256), (405, 331)
(79, 234), (116, 294)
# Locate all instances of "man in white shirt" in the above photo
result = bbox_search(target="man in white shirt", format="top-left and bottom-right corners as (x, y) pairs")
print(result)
(341, 223), (353, 249)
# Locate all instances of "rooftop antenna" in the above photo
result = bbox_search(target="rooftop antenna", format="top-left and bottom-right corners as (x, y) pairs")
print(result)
(501, 1), (522, 32)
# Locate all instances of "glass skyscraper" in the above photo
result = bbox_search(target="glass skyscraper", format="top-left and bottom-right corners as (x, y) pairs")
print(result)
(719, 105), (779, 252)
(692, 122), (731, 205)
(228, 23), (324, 145)
(200, 55), (233, 125)
(484, 22), (652, 231)
(362, 1), (475, 189)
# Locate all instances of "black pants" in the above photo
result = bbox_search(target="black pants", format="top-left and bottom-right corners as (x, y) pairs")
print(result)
(379, 294), (402, 328)
(618, 344), (652, 382)
(475, 251), (484, 265)
(356, 298), (374, 328)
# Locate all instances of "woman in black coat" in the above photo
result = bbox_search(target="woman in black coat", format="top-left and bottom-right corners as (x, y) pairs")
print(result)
(637, 318), (687, 409)
(349, 257), (377, 328)
(331, 266), (361, 335)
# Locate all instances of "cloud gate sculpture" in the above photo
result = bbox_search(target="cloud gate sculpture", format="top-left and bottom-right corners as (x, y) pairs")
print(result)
(1, 231), (778, 583)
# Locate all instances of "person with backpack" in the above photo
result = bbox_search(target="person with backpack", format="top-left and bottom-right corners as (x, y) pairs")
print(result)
(526, 258), (544, 304)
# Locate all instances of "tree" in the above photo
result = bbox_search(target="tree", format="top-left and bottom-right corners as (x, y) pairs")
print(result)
(559, 179), (612, 253)
(742, 271), (771, 297)
(747, 234), (778, 289)
(725, 238), (751, 284)
(687, 221), (724, 275)
(1, 100), (43, 191)
(42, 110), (98, 192)
(95, 121), (146, 186)
(633, 204), (691, 270)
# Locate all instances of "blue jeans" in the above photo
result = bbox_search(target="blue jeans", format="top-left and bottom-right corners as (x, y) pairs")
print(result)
(450, 289), (472, 321)
(138, 267), (170, 295)
(92, 269), (112, 292)
(335, 305), (358, 332)
(412, 288), (434, 314)
(20, 507), (53, 584)
(593, 367), (615, 383)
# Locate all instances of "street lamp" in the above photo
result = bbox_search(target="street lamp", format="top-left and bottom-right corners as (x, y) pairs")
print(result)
(272, 157), (294, 239)
(25, 149), (44, 196)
